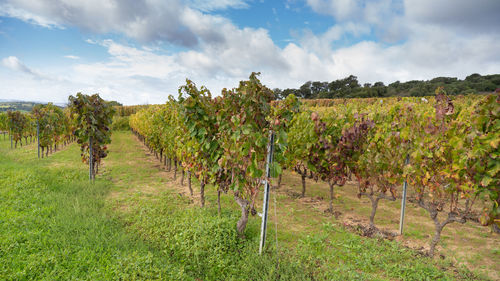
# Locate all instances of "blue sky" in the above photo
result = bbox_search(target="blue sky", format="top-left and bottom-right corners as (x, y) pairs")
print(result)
(0, 0), (499, 105)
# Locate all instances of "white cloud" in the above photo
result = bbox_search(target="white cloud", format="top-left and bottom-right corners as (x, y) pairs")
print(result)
(0, 0), (249, 47)
(296, 23), (370, 58)
(0, 0), (499, 105)
(305, 0), (407, 42)
(64, 55), (80, 60)
(187, 0), (249, 12)
(297, 0), (500, 83)
(0, 2), (62, 28)
(1, 56), (48, 80)
(1, 28), (499, 105)
(306, 0), (363, 21)
(405, 0), (500, 33)
(66, 36), (289, 104)
(305, 0), (500, 41)
(2, 56), (31, 73)
(0, 0), (198, 46)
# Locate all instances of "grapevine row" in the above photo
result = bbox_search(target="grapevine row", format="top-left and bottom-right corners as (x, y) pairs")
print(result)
(1, 104), (74, 156)
(286, 89), (498, 255)
(130, 73), (299, 235)
(1, 94), (114, 181)
(130, 75), (498, 255)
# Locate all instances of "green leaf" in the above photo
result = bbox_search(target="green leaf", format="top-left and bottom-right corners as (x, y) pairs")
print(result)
(270, 162), (282, 178)
(481, 176), (493, 187)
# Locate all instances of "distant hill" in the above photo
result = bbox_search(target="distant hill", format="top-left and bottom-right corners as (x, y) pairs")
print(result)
(0, 99), (120, 112)
(0, 101), (64, 112)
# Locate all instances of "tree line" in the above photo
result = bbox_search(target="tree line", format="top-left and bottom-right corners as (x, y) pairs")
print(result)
(274, 73), (500, 100)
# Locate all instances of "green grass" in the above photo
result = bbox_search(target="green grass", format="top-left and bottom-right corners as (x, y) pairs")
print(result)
(0, 138), (188, 280)
(0, 132), (488, 280)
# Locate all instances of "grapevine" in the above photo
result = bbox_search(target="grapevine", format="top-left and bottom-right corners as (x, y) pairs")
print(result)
(68, 93), (115, 179)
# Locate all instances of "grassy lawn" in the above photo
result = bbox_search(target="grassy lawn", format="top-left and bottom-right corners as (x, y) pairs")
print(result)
(0, 131), (494, 280)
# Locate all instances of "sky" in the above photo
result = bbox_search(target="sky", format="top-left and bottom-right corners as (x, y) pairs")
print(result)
(0, 0), (499, 105)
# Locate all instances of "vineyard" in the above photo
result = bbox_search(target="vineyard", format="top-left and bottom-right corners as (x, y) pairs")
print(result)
(1, 104), (73, 155)
(0, 76), (499, 280)
(0, 95), (114, 174)
(129, 74), (499, 257)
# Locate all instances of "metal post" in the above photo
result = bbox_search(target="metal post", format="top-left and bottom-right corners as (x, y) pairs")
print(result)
(37, 121), (40, 158)
(259, 131), (275, 254)
(399, 154), (410, 235)
(89, 136), (93, 181)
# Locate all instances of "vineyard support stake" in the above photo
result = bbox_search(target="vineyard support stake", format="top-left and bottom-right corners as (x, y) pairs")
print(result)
(399, 154), (410, 235)
(89, 136), (93, 181)
(37, 121), (40, 158)
(259, 131), (275, 255)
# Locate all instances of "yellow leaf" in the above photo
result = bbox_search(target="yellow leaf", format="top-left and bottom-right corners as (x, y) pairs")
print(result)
(490, 139), (499, 149)
(423, 176), (428, 185)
